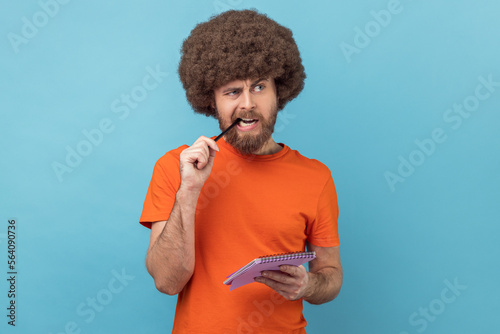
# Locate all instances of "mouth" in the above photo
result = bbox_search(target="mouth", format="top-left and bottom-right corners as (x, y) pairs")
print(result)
(236, 118), (259, 132)
(238, 118), (258, 127)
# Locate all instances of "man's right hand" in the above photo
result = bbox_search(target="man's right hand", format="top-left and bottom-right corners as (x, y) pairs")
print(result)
(179, 136), (219, 192)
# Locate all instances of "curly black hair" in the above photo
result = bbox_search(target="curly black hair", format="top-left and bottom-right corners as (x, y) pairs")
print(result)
(178, 9), (306, 117)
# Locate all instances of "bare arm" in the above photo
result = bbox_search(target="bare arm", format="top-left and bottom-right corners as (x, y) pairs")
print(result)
(302, 244), (343, 304)
(145, 136), (218, 295)
(255, 244), (342, 304)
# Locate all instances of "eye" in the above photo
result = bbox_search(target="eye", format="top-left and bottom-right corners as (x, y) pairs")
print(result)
(253, 84), (265, 92)
(226, 90), (239, 96)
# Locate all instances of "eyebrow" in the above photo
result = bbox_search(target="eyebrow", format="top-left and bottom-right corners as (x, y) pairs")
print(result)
(251, 78), (268, 86)
(221, 78), (268, 93)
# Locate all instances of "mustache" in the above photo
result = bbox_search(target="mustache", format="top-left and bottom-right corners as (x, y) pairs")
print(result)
(232, 111), (262, 122)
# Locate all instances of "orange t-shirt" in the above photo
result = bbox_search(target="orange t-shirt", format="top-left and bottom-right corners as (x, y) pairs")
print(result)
(140, 138), (340, 333)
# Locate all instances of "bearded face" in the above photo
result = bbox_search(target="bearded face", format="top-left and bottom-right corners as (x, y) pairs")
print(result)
(213, 78), (279, 155)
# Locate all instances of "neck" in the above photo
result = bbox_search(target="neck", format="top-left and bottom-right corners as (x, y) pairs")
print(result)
(252, 137), (282, 155)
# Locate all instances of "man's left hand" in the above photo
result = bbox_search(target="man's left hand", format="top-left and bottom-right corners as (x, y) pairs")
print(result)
(254, 265), (310, 301)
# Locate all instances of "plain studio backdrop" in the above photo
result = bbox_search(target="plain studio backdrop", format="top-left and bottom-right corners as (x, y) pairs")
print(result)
(1, 0), (499, 333)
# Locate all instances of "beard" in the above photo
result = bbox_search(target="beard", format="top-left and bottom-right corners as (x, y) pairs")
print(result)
(215, 104), (278, 155)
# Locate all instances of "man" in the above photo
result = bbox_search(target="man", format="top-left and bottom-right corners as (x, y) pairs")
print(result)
(140, 9), (342, 333)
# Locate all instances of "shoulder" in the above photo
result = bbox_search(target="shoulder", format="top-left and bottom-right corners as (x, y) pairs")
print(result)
(154, 144), (189, 172)
(285, 146), (332, 177)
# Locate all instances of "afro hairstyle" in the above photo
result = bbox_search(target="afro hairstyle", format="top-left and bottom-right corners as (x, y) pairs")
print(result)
(178, 9), (306, 117)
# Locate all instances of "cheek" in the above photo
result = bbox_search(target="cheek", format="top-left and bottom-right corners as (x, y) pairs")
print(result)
(217, 100), (238, 116)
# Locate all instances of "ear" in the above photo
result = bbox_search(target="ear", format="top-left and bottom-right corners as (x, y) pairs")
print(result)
(211, 96), (218, 113)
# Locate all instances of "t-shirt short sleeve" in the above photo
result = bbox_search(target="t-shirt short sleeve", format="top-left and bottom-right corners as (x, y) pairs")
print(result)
(139, 150), (183, 229)
(306, 174), (340, 247)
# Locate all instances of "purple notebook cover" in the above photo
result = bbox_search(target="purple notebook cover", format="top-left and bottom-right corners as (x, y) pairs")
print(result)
(223, 251), (316, 291)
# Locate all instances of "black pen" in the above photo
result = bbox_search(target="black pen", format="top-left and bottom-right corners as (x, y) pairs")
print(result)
(214, 118), (241, 142)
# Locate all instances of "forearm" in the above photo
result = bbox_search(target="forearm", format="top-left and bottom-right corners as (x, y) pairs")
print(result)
(146, 187), (199, 295)
(303, 266), (343, 305)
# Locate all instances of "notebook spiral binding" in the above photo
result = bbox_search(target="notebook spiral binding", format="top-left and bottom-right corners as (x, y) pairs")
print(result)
(259, 251), (316, 263)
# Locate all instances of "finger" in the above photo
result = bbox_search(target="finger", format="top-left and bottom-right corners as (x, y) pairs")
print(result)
(279, 265), (304, 277)
(182, 147), (206, 165)
(260, 270), (293, 284)
(194, 151), (210, 169)
(254, 276), (288, 291)
(194, 136), (219, 152)
(206, 147), (217, 166)
(254, 277), (299, 301)
(204, 137), (220, 152)
(194, 158), (206, 170)
(197, 146), (219, 169)
(190, 137), (218, 169)
(190, 141), (210, 162)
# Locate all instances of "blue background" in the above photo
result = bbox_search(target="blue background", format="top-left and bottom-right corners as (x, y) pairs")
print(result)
(1, 0), (499, 333)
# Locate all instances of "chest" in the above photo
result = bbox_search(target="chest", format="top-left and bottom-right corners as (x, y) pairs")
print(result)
(195, 165), (322, 251)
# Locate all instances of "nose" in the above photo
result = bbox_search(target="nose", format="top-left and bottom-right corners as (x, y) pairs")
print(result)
(239, 89), (255, 111)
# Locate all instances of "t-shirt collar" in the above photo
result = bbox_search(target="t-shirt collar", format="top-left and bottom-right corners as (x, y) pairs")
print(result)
(216, 137), (290, 161)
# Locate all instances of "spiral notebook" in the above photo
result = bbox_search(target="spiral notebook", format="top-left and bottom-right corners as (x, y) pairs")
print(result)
(223, 251), (316, 290)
